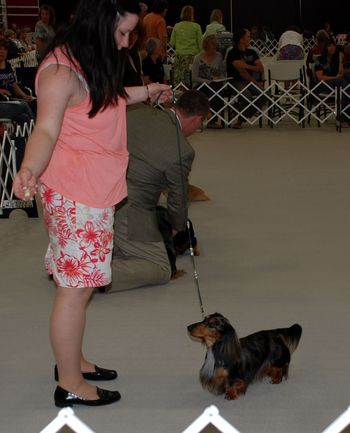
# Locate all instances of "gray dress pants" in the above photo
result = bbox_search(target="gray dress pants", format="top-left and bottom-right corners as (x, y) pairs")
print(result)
(111, 208), (171, 292)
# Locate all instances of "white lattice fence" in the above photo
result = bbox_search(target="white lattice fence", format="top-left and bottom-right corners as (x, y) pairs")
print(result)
(39, 408), (96, 433)
(191, 80), (344, 128)
(0, 130), (17, 206)
(159, 79), (345, 128)
(249, 38), (279, 57)
(0, 120), (35, 216)
(38, 404), (350, 433)
(340, 86), (350, 123)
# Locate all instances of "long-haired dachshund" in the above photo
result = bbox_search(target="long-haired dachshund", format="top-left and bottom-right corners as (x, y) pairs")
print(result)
(187, 312), (302, 400)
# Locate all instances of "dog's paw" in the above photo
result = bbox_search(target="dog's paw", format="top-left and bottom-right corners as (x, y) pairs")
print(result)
(225, 380), (247, 400)
(267, 366), (289, 384)
(225, 388), (239, 400)
(171, 270), (187, 280)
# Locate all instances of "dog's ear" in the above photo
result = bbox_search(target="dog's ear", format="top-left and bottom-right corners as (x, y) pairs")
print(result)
(208, 313), (232, 333)
(213, 319), (241, 363)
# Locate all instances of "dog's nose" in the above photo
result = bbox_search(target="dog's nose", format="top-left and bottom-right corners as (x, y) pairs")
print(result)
(187, 324), (195, 332)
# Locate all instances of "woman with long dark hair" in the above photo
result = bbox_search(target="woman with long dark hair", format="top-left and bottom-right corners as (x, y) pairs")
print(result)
(13, 0), (171, 407)
(225, 28), (265, 129)
(315, 39), (350, 127)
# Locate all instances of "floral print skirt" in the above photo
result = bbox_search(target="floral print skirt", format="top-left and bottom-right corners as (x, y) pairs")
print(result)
(39, 183), (114, 288)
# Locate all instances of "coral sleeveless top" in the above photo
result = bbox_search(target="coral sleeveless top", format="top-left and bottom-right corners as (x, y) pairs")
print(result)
(36, 48), (128, 208)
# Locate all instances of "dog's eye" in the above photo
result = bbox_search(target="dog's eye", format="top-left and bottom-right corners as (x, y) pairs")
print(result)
(208, 319), (218, 329)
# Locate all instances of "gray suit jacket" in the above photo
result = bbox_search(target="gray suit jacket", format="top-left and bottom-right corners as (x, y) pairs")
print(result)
(116, 104), (195, 242)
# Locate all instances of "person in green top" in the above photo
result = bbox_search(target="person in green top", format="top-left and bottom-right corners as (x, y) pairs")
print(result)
(203, 9), (226, 37)
(170, 5), (202, 87)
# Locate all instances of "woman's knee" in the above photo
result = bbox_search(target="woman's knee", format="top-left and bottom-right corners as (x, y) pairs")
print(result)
(56, 285), (95, 303)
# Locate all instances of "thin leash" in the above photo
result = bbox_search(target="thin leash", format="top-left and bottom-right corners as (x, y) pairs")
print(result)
(152, 90), (206, 318)
(171, 93), (206, 319)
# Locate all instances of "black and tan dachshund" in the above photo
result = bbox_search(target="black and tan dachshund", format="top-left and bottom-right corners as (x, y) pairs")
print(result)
(187, 312), (302, 400)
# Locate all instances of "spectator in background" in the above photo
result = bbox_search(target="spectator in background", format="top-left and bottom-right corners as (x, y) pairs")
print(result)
(142, 38), (165, 84)
(260, 25), (274, 43)
(0, 39), (34, 103)
(192, 34), (226, 128)
(0, 38), (35, 123)
(250, 25), (259, 41)
(18, 28), (34, 52)
(306, 29), (329, 80)
(203, 9), (226, 37)
(137, 2), (148, 58)
(123, 23), (144, 87)
(10, 22), (19, 34)
(303, 28), (314, 40)
(4, 29), (25, 59)
(343, 32), (350, 70)
(226, 28), (266, 129)
(170, 5), (202, 87)
(143, 0), (168, 58)
(315, 39), (350, 127)
(323, 22), (334, 40)
(277, 25), (304, 60)
(35, 4), (56, 61)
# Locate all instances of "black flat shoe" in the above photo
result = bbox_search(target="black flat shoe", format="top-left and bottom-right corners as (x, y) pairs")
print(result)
(54, 365), (118, 381)
(54, 385), (121, 408)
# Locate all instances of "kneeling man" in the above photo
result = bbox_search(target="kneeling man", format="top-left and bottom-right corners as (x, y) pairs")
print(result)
(108, 90), (209, 292)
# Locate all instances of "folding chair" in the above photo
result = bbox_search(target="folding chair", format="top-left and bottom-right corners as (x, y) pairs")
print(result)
(267, 60), (306, 127)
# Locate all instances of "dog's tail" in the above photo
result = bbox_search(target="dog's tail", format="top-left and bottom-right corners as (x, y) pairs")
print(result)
(279, 324), (302, 354)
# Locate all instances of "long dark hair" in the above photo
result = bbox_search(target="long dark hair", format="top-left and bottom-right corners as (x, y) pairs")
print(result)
(45, 0), (140, 117)
(233, 28), (249, 48)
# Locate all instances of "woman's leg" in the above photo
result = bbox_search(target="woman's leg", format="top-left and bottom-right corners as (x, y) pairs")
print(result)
(50, 285), (98, 399)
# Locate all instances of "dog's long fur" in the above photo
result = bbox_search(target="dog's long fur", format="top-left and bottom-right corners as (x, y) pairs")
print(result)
(187, 313), (302, 400)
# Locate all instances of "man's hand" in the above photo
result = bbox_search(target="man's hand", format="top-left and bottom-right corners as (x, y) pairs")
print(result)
(0, 88), (11, 97)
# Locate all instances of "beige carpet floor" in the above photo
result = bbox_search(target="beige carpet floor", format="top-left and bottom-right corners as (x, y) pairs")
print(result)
(0, 123), (349, 433)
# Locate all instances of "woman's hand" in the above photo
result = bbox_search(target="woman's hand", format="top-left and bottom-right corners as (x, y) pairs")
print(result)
(147, 83), (173, 104)
(125, 84), (173, 105)
(13, 167), (38, 201)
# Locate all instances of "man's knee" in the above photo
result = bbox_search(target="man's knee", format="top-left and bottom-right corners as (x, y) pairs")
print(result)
(111, 256), (171, 291)
(155, 261), (172, 285)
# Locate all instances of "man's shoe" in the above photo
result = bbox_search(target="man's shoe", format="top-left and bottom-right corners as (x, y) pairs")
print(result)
(54, 365), (118, 381)
(54, 385), (121, 407)
(97, 283), (112, 293)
